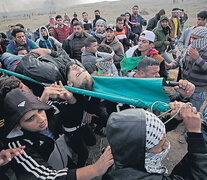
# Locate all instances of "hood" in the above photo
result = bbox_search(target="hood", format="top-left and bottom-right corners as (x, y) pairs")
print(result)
(39, 26), (50, 41)
(106, 108), (146, 171)
(156, 20), (163, 31)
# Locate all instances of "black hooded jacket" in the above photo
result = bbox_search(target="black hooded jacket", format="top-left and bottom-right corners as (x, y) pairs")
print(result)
(103, 109), (207, 180)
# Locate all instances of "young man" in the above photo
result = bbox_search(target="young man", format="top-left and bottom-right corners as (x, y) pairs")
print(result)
(153, 15), (173, 63)
(93, 19), (107, 44)
(120, 30), (168, 79)
(130, 5), (147, 45)
(53, 15), (70, 44)
(169, 26), (207, 111)
(115, 17), (131, 51)
(177, 10), (207, 52)
(103, 105), (207, 179)
(0, 89), (114, 180)
(6, 29), (39, 54)
(36, 26), (62, 51)
(101, 25), (124, 71)
(63, 22), (91, 62)
(81, 12), (92, 34)
(92, 10), (106, 28)
(146, 9), (165, 31)
(81, 36), (98, 64)
(179, 9), (188, 31)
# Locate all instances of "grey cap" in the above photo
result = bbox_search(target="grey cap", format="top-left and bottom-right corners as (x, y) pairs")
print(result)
(106, 24), (115, 31)
(96, 19), (107, 28)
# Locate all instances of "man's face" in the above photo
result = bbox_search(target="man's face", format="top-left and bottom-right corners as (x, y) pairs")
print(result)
(105, 29), (115, 42)
(56, 18), (63, 26)
(116, 20), (124, 30)
(82, 13), (88, 21)
(19, 82), (32, 93)
(14, 32), (26, 45)
(132, 6), (139, 15)
(148, 133), (169, 153)
(190, 33), (201, 41)
(95, 11), (100, 17)
(67, 64), (91, 87)
(160, 20), (169, 28)
(18, 110), (48, 132)
(138, 38), (151, 52)
(74, 25), (83, 37)
(96, 25), (105, 34)
(125, 14), (130, 21)
(172, 12), (178, 18)
(41, 28), (48, 37)
(144, 65), (160, 78)
(87, 42), (98, 53)
(197, 17), (207, 26)
(48, 27), (54, 34)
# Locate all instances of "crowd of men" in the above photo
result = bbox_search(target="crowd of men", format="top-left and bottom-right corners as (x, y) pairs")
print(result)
(0, 4), (207, 180)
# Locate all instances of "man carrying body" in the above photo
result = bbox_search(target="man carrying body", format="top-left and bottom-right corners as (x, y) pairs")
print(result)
(0, 89), (114, 180)
(6, 29), (39, 54)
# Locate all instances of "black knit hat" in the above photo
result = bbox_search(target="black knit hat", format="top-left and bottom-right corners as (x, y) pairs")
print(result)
(160, 15), (169, 22)
(0, 89), (52, 138)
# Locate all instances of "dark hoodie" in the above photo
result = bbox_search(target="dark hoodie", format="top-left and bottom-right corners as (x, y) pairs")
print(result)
(103, 108), (207, 180)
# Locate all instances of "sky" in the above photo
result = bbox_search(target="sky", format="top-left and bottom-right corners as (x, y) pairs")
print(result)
(0, 0), (118, 13)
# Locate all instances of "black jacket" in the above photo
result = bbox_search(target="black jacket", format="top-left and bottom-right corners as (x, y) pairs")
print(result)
(103, 109), (207, 180)
(15, 48), (84, 84)
(146, 14), (160, 31)
(62, 32), (91, 60)
(2, 108), (77, 180)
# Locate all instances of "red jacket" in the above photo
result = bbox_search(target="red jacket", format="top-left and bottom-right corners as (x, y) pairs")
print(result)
(53, 24), (70, 43)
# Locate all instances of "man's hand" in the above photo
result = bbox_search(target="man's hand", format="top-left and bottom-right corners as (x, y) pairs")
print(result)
(40, 81), (76, 104)
(169, 101), (185, 120)
(180, 104), (201, 133)
(84, 113), (97, 124)
(188, 47), (200, 60)
(164, 41), (170, 46)
(165, 61), (171, 69)
(174, 79), (195, 98)
(135, 22), (140, 26)
(0, 146), (25, 167)
(92, 146), (114, 176)
(30, 48), (52, 59)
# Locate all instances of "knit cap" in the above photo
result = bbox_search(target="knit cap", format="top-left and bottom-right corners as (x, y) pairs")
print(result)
(96, 19), (107, 28)
(160, 15), (169, 22)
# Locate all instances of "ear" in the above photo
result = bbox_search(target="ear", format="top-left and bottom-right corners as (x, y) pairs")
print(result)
(150, 43), (154, 48)
(67, 81), (73, 87)
(139, 70), (146, 78)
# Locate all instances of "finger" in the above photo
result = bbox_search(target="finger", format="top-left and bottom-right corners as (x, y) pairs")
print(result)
(59, 81), (64, 88)
(3, 151), (12, 162)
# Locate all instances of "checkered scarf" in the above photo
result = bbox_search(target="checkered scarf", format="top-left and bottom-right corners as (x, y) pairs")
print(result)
(144, 111), (170, 174)
(191, 26), (207, 51)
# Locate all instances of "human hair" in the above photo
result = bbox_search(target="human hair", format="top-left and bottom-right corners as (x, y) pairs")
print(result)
(15, 23), (24, 29)
(133, 5), (139, 9)
(197, 11), (207, 20)
(94, 10), (100, 13)
(11, 28), (25, 37)
(14, 46), (27, 55)
(116, 17), (123, 23)
(65, 62), (94, 91)
(82, 12), (88, 15)
(73, 21), (83, 28)
(137, 57), (160, 72)
(0, 76), (21, 103)
(97, 44), (113, 53)
(55, 15), (62, 20)
(84, 36), (97, 47)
